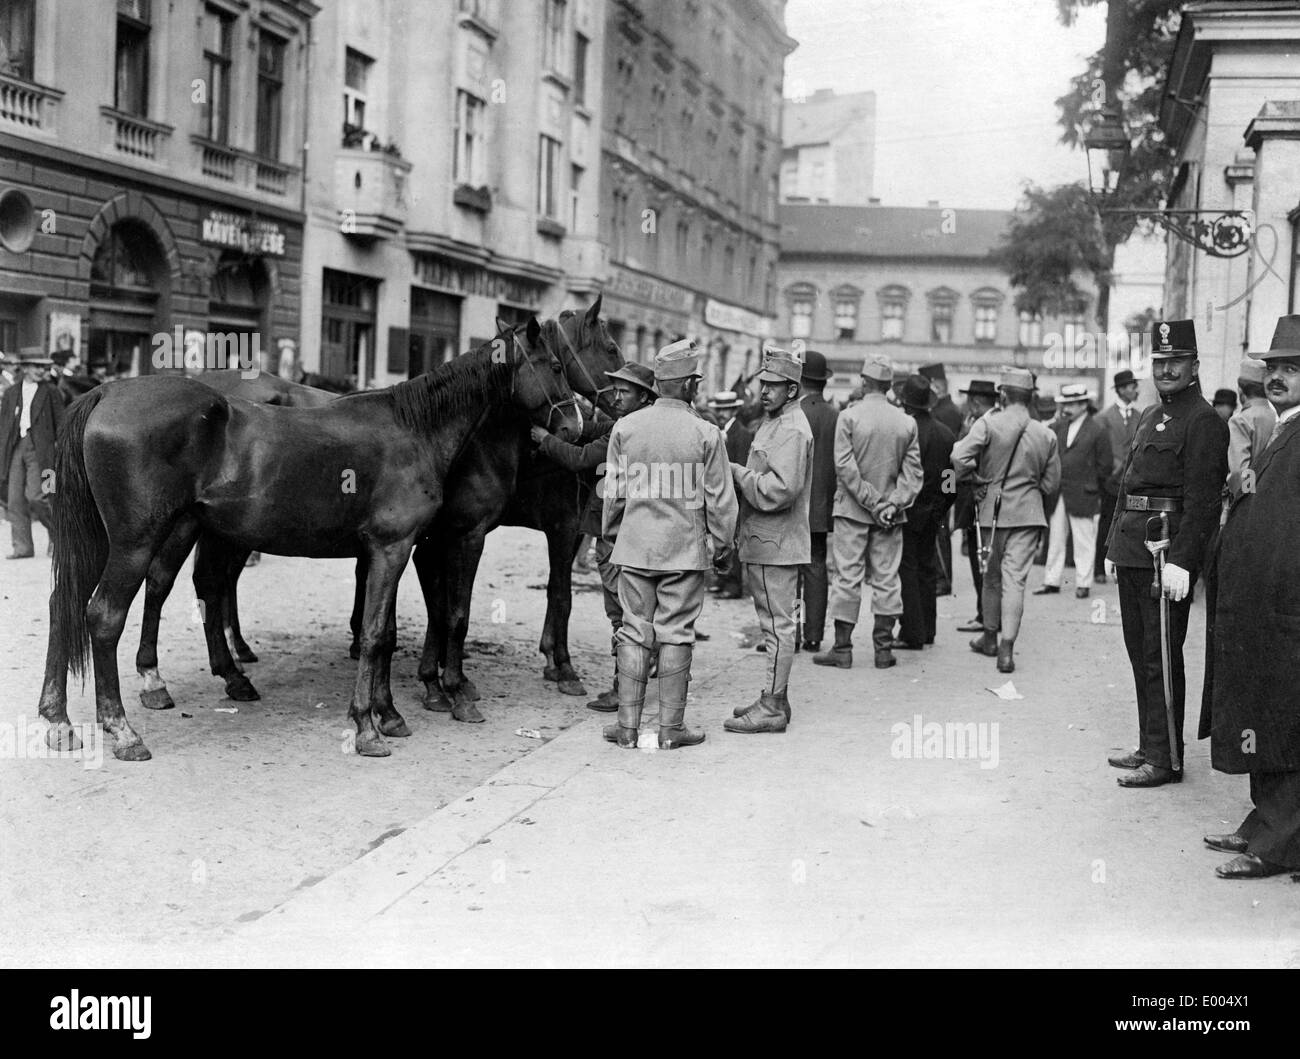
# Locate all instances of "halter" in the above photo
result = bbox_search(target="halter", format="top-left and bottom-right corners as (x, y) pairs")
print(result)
(510, 329), (581, 436)
(552, 314), (618, 416)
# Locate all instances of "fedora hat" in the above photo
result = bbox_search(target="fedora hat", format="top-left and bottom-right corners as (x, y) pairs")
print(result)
(16, 346), (53, 366)
(606, 362), (658, 395)
(1112, 369), (1137, 388)
(800, 349), (831, 383)
(1150, 319), (1198, 359)
(900, 373), (933, 410)
(1054, 382), (1094, 405)
(959, 379), (998, 399)
(1253, 315), (1300, 362)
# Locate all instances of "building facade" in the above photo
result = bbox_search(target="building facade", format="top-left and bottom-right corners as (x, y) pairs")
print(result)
(1159, 1), (1300, 394)
(780, 88), (876, 206)
(299, 0), (607, 387)
(599, 0), (795, 391)
(776, 203), (1101, 403)
(0, 0), (314, 375)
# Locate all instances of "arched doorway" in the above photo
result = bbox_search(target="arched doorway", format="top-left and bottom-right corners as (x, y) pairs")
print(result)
(88, 220), (168, 379)
(209, 251), (270, 372)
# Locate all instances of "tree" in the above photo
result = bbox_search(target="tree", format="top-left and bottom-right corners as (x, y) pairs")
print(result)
(994, 183), (1107, 319)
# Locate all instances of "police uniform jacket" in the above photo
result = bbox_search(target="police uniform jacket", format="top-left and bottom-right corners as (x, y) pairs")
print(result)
(1051, 413), (1112, 518)
(831, 391), (923, 526)
(1225, 396), (1276, 499)
(602, 397), (738, 571)
(732, 401), (813, 566)
(800, 390), (839, 533)
(950, 404), (1060, 528)
(1104, 381), (1228, 572)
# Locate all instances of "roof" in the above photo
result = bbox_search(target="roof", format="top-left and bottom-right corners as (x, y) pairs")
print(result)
(782, 90), (875, 148)
(779, 203), (1015, 260)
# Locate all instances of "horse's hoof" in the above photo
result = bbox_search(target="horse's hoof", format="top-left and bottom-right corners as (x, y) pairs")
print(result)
(113, 742), (152, 762)
(542, 665), (560, 683)
(349, 642), (361, 661)
(422, 687), (453, 712)
(451, 700), (484, 723)
(225, 677), (260, 702)
(140, 687), (175, 711)
(235, 646), (259, 664)
(354, 732), (391, 757)
(557, 679), (587, 697)
(460, 678), (481, 701)
(45, 724), (82, 753)
(378, 715), (411, 738)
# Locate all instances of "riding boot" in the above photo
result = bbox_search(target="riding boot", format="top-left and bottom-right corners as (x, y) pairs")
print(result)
(656, 643), (705, 749)
(872, 615), (896, 669)
(997, 639), (1015, 674)
(732, 687), (792, 724)
(969, 629), (998, 657)
(603, 643), (649, 748)
(586, 660), (618, 713)
(812, 620), (854, 668)
(724, 690), (787, 734)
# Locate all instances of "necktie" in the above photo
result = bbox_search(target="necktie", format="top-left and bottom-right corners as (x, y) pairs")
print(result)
(1266, 417), (1288, 448)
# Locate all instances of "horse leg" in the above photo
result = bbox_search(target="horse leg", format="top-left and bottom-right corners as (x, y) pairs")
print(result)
(349, 551), (368, 660)
(350, 539), (413, 757)
(541, 527), (587, 696)
(224, 547), (258, 664)
(134, 515), (200, 711)
(193, 535), (259, 701)
(414, 541), (454, 713)
(86, 544), (157, 761)
(372, 593), (410, 738)
(38, 593), (80, 753)
(442, 530), (488, 724)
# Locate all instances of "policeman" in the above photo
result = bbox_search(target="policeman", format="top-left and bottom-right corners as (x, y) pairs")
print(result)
(602, 339), (739, 749)
(724, 346), (813, 734)
(530, 362), (658, 712)
(1105, 320), (1227, 788)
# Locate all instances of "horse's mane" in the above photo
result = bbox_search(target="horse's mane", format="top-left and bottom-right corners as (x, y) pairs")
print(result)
(379, 341), (515, 434)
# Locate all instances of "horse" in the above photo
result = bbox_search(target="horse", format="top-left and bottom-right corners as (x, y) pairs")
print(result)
(37, 325), (581, 761)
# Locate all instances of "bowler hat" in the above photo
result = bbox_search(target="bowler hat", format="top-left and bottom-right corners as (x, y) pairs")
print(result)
(959, 379), (998, 399)
(654, 338), (702, 380)
(757, 346), (802, 384)
(1252, 315), (1300, 361)
(1150, 319), (1198, 359)
(1213, 388), (1237, 409)
(800, 349), (831, 383)
(1112, 369), (1137, 388)
(900, 374), (934, 410)
(606, 362), (658, 395)
(860, 353), (893, 382)
(918, 362), (947, 383)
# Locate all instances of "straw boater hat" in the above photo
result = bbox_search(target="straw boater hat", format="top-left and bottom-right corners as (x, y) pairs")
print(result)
(1054, 382), (1094, 405)
(707, 389), (742, 409)
(16, 347), (53, 366)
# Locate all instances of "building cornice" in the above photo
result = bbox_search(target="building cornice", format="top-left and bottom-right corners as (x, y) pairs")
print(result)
(404, 231), (564, 286)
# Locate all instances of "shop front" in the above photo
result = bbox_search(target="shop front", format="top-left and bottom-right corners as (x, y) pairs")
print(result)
(600, 264), (695, 365)
(700, 297), (773, 395)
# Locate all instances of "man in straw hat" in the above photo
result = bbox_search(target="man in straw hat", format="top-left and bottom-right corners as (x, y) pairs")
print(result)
(602, 338), (738, 749)
(0, 348), (64, 558)
(530, 361), (658, 713)
(813, 352), (922, 671)
(1199, 314), (1300, 876)
(1104, 320), (1227, 789)
(950, 367), (1060, 674)
(724, 346), (812, 734)
(1033, 383), (1111, 599)
(1094, 369), (1144, 583)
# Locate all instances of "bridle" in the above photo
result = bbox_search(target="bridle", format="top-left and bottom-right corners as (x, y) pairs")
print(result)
(510, 327), (581, 436)
(552, 314), (619, 418)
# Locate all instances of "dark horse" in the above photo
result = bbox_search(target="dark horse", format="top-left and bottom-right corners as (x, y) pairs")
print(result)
(37, 330), (580, 761)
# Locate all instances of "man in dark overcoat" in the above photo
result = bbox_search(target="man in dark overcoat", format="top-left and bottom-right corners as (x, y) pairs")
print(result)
(1200, 315), (1300, 878)
(796, 350), (839, 652)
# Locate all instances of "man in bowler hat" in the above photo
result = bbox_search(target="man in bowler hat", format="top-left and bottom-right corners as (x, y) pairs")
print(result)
(707, 389), (753, 599)
(796, 349), (839, 652)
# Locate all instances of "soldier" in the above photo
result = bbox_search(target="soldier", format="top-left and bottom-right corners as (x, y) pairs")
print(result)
(950, 367), (1060, 674)
(1094, 369), (1144, 583)
(707, 389), (753, 600)
(529, 362), (658, 712)
(796, 349), (839, 652)
(1224, 358), (1276, 502)
(601, 339), (738, 749)
(814, 353), (923, 670)
(724, 347), (813, 734)
(953, 380), (999, 632)
(1104, 320), (1227, 789)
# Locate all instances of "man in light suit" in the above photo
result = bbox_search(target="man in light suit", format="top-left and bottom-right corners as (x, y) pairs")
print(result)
(814, 352), (923, 671)
(602, 339), (738, 749)
(1094, 369), (1142, 582)
(1034, 383), (1111, 599)
(951, 367), (1061, 674)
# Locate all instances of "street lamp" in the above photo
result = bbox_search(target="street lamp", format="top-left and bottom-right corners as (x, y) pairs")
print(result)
(1084, 108), (1130, 204)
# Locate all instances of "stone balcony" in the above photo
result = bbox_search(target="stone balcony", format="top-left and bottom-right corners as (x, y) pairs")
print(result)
(192, 137), (299, 201)
(100, 106), (172, 165)
(334, 148), (413, 240)
(0, 72), (62, 135)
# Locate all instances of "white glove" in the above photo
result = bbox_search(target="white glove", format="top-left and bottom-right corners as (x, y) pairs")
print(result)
(1104, 559), (1117, 580)
(1162, 563), (1190, 602)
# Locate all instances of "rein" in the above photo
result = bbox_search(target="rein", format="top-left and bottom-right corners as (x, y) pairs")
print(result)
(511, 329), (580, 436)
(553, 316), (617, 416)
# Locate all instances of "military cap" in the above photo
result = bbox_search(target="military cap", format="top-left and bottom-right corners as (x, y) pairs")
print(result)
(1253, 315), (1300, 362)
(1150, 319), (1198, 359)
(605, 362), (658, 394)
(757, 345), (803, 384)
(654, 337), (702, 380)
(860, 352), (893, 382)
(999, 366), (1035, 390)
(1237, 358), (1268, 386)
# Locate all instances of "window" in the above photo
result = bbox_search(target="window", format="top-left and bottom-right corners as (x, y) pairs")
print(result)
(723, 244), (735, 282)
(0, 0), (35, 81)
(881, 301), (905, 341)
(974, 305), (998, 343)
(790, 298), (813, 339)
(115, 2), (151, 117)
(256, 32), (286, 160)
(1017, 310), (1042, 348)
(573, 32), (588, 105)
(611, 188), (628, 260)
(931, 303), (954, 343)
(676, 220), (689, 263)
(537, 134), (561, 219)
(835, 299), (858, 341)
(542, 0), (566, 73)
(454, 90), (486, 185)
(702, 233), (713, 277)
(747, 254), (756, 297)
(321, 269), (378, 387)
(203, 6), (233, 144)
(343, 48), (372, 135)
(570, 164), (583, 232)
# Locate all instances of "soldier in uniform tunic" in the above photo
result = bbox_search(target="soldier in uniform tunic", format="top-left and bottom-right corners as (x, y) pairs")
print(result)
(1224, 357), (1276, 502)
(1105, 320), (1228, 789)
(724, 347), (813, 734)
(530, 362), (658, 712)
(602, 339), (738, 749)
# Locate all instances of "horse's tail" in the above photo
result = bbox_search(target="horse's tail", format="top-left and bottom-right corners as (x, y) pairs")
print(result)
(51, 387), (109, 679)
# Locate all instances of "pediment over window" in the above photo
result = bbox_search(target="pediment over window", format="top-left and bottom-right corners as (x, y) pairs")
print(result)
(926, 285), (959, 306)
(876, 283), (911, 305)
(970, 286), (1005, 307)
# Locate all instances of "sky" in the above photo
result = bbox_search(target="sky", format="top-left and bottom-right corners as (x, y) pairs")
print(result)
(782, 0), (1109, 210)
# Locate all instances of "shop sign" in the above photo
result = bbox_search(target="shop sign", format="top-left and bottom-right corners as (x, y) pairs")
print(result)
(604, 265), (694, 314)
(413, 254), (546, 308)
(200, 211), (287, 257)
(705, 298), (770, 337)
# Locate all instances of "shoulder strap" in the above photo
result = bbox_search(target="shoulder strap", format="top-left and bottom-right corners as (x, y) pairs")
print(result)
(998, 421), (1030, 493)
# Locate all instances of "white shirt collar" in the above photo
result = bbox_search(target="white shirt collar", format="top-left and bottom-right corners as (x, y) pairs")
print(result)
(1277, 403), (1300, 426)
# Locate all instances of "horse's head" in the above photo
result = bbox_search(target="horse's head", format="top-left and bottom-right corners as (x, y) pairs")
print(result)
(508, 317), (583, 442)
(550, 295), (624, 419)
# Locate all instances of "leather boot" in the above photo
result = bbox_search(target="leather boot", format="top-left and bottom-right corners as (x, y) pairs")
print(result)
(724, 690), (787, 733)
(732, 688), (792, 724)
(969, 630), (998, 657)
(603, 642), (650, 748)
(872, 615), (896, 669)
(996, 639), (1015, 673)
(656, 643), (705, 749)
(586, 660), (618, 712)
(812, 620), (853, 668)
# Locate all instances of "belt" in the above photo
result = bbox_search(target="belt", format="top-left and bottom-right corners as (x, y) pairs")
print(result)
(1124, 495), (1181, 513)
